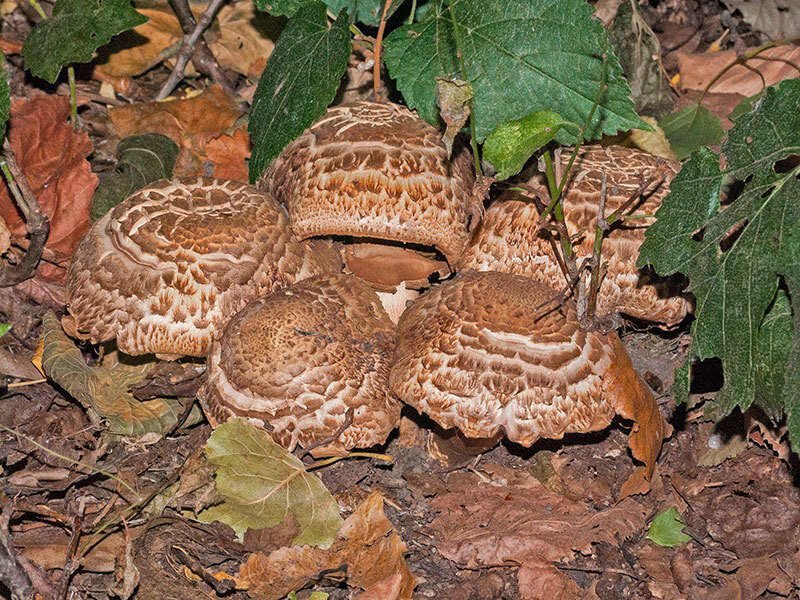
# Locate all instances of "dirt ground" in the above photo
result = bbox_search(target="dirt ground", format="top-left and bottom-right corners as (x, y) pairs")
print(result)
(1, 0), (799, 599)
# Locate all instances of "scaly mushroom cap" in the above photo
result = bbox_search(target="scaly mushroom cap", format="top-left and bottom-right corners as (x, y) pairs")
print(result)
(64, 178), (341, 358)
(457, 145), (689, 326)
(390, 271), (663, 476)
(199, 273), (400, 453)
(260, 101), (477, 274)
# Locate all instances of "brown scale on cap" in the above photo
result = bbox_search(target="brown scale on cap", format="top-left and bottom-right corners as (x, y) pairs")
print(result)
(457, 145), (690, 326)
(260, 101), (478, 292)
(390, 270), (663, 477)
(64, 178), (341, 358)
(199, 273), (400, 454)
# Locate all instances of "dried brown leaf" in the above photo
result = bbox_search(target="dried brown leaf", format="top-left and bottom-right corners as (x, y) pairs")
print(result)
(432, 471), (647, 597)
(0, 214), (9, 255)
(353, 574), (403, 600)
(109, 86), (243, 177)
(238, 492), (416, 600)
(211, 1), (279, 79)
(0, 95), (96, 281)
(678, 45), (800, 97)
(196, 126), (250, 181)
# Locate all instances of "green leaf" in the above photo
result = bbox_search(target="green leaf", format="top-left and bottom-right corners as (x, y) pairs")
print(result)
(40, 312), (201, 436)
(255, 0), (398, 24)
(648, 507), (690, 547)
(483, 110), (572, 180)
(640, 79), (800, 436)
(22, 0), (147, 84)
(0, 324), (10, 338)
(729, 91), (765, 121)
(0, 63), (9, 141)
(658, 104), (724, 161)
(384, 0), (647, 143)
(199, 418), (344, 548)
(91, 134), (179, 221)
(248, 1), (350, 182)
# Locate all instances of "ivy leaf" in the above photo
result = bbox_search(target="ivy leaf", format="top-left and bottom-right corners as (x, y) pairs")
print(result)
(91, 134), (179, 221)
(659, 104), (724, 160)
(639, 79), (800, 441)
(248, 1), (350, 182)
(384, 0), (647, 143)
(39, 312), (201, 436)
(483, 110), (573, 180)
(23, 0), (147, 84)
(648, 508), (690, 548)
(199, 418), (344, 548)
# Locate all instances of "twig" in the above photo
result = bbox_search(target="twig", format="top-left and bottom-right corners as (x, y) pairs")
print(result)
(171, 545), (236, 594)
(302, 407), (354, 456)
(554, 563), (645, 583)
(0, 498), (35, 600)
(158, 0), (236, 101)
(58, 502), (85, 600)
(372, 0), (394, 101)
(0, 139), (50, 287)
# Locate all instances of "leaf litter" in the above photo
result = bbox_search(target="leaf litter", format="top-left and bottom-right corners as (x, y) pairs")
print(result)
(2, 0), (800, 599)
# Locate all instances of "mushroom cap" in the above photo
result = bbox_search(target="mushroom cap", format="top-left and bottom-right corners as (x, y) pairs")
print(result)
(390, 270), (663, 474)
(260, 101), (477, 267)
(199, 273), (401, 453)
(64, 178), (341, 357)
(457, 145), (689, 326)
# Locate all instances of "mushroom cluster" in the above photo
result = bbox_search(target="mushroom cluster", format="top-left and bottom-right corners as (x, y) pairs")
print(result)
(65, 101), (683, 473)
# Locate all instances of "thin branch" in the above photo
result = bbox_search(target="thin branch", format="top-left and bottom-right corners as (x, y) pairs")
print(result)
(0, 499), (35, 600)
(0, 139), (50, 287)
(372, 0), (394, 101)
(158, 0), (236, 101)
(586, 170), (608, 322)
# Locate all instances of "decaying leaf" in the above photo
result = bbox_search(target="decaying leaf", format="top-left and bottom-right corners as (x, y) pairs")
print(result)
(40, 312), (200, 436)
(0, 214), (9, 256)
(109, 85), (243, 178)
(678, 45), (800, 97)
(0, 94), (96, 281)
(192, 126), (250, 181)
(238, 491), (415, 600)
(212, 1), (281, 78)
(435, 77), (473, 156)
(720, 0), (800, 40)
(199, 418), (344, 548)
(430, 469), (647, 598)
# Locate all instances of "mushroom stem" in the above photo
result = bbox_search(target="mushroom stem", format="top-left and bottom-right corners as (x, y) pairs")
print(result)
(0, 139), (50, 287)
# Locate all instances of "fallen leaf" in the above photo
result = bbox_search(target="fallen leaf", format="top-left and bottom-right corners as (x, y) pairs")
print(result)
(431, 470), (647, 596)
(678, 45), (800, 97)
(435, 77), (473, 157)
(648, 508), (691, 548)
(40, 312), (201, 436)
(353, 574), (403, 600)
(238, 492), (416, 600)
(199, 418), (344, 548)
(109, 85), (243, 177)
(0, 95), (96, 281)
(211, 1), (280, 78)
(195, 126), (250, 181)
(0, 214), (9, 255)
(16, 526), (129, 572)
(720, 0), (800, 40)
(93, 8), (183, 78)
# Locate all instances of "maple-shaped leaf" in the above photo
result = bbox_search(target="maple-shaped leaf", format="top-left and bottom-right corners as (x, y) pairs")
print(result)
(199, 418), (344, 548)
(248, 1), (350, 181)
(40, 312), (201, 436)
(23, 0), (147, 84)
(639, 79), (800, 440)
(384, 0), (647, 143)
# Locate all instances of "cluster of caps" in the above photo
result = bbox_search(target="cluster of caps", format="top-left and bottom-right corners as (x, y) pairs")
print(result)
(64, 101), (688, 475)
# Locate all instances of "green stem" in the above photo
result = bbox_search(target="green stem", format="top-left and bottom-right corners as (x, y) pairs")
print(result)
(446, 2), (482, 180)
(407, 0), (417, 24)
(542, 149), (572, 260)
(68, 66), (77, 129)
(28, 0), (47, 19)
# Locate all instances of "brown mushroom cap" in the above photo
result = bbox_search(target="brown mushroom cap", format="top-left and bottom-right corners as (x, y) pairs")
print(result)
(199, 273), (400, 453)
(390, 270), (663, 475)
(260, 101), (477, 276)
(64, 178), (340, 358)
(457, 145), (689, 326)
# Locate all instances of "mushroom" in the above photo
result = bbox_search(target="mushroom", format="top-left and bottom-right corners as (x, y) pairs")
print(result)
(390, 270), (663, 477)
(199, 273), (400, 454)
(260, 100), (478, 295)
(64, 178), (340, 358)
(457, 145), (689, 326)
